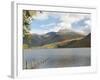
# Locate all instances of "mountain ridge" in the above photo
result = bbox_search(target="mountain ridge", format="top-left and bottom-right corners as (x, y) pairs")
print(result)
(23, 27), (90, 48)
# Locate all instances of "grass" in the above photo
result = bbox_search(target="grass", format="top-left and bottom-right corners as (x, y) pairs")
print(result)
(41, 43), (57, 48)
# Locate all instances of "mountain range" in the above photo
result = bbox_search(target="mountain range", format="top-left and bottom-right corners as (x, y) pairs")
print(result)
(57, 33), (91, 48)
(30, 29), (86, 47)
(23, 28), (91, 48)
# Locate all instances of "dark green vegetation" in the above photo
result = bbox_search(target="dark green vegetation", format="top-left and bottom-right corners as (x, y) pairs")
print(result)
(23, 10), (36, 48)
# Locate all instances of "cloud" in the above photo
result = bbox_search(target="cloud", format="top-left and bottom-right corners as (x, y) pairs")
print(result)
(71, 17), (91, 35)
(56, 13), (91, 35)
(39, 23), (56, 29)
(30, 11), (91, 35)
(32, 12), (49, 20)
(41, 13), (90, 35)
(60, 13), (89, 27)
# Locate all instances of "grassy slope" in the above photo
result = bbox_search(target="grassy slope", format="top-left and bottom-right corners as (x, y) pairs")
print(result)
(40, 34), (90, 48)
(23, 34), (91, 49)
(40, 37), (84, 48)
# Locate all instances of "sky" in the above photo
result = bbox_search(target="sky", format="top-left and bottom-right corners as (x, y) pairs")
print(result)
(29, 11), (91, 35)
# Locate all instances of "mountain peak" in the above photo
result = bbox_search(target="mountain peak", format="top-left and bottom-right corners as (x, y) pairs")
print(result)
(46, 32), (57, 35)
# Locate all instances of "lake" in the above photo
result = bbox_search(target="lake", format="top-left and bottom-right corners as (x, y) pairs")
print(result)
(23, 48), (90, 69)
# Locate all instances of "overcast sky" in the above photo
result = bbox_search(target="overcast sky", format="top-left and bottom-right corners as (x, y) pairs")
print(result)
(30, 11), (91, 35)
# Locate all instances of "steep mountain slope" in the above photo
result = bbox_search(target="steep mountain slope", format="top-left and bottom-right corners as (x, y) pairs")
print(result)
(31, 29), (84, 47)
(57, 33), (91, 48)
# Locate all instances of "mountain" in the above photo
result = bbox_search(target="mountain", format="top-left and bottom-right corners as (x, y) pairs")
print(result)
(46, 32), (57, 36)
(57, 33), (91, 48)
(43, 32), (64, 43)
(58, 29), (85, 40)
(27, 28), (87, 47)
(31, 32), (63, 46)
(30, 34), (45, 46)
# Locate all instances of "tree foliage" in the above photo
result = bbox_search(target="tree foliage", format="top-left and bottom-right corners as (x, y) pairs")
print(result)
(23, 10), (36, 48)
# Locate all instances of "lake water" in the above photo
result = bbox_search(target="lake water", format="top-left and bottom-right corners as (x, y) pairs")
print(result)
(23, 48), (91, 69)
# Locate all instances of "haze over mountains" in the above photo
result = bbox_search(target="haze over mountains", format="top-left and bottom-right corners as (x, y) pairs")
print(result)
(23, 28), (90, 48)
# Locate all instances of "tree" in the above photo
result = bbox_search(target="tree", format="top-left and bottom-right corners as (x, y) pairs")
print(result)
(23, 10), (36, 48)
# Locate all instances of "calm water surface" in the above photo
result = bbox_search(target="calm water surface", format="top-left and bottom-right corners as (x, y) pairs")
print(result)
(23, 48), (90, 69)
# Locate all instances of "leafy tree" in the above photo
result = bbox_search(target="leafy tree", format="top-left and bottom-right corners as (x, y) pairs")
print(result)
(23, 10), (36, 48)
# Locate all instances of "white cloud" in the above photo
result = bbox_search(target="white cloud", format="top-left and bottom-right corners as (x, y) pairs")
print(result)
(44, 13), (84, 32)
(81, 18), (91, 35)
(31, 12), (91, 35)
(57, 13), (91, 35)
(40, 23), (56, 28)
(32, 12), (49, 20)
(39, 13), (90, 34)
